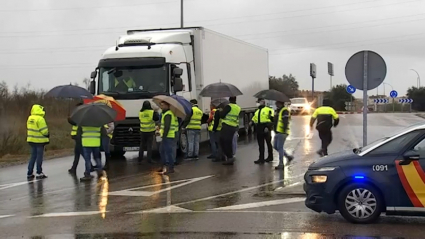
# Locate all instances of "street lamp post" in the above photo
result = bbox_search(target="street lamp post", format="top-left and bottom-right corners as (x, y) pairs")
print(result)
(410, 69), (420, 88)
(180, 0), (184, 28)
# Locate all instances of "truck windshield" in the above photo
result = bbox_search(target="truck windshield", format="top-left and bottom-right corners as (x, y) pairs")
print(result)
(98, 65), (168, 99)
(291, 98), (307, 104)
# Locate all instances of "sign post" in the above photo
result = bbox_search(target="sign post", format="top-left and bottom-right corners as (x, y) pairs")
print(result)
(310, 63), (316, 107)
(345, 50), (387, 146)
(328, 62), (334, 91)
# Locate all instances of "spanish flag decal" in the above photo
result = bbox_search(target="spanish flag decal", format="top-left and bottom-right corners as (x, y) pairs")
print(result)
(396, 160), (425, 207)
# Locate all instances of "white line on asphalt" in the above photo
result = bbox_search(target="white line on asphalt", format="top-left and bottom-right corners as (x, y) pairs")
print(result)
(129, 205), (193, 214)
(0, 180), (39, 191)
(29, 211), (107, 218)
(273, 181), (303, 191)
(0, 215), (14, 219)
(209, 197), (305, 211)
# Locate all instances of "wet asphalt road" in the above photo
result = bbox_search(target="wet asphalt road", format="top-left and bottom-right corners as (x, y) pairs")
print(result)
(1, 113), (425, 238)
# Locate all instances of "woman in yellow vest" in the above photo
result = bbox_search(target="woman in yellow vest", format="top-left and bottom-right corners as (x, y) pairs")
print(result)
(159, 101), (178, 174)
(182, 99), (203, 160)
(68, 102), (85, 174)
(26, 104), (49, 179)
(138, 100), (159, 163)
(274, 101), (294, 170)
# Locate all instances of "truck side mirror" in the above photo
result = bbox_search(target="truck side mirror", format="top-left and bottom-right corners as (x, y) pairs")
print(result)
(173, 78), (183, 92)
(89, 80), (96, 94)
(90, 71), (97, 79)
(173, 67), (183, 77)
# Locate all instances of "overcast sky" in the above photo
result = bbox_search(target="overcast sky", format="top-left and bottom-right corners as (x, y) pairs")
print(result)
(1, 0), (425, 98)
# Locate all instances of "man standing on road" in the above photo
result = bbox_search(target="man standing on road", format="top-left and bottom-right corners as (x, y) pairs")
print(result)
(182, 99), (203, 160)
(78, 125), (103, 181)
(159, 101), (178, 174)
(138, 100), (159, 164)
(274, 101), (294, 170)
(219, 97), (241, 165)
(26, 104), (49, 179)
(310, 99), (339, 157)
(207, 103), (218, 159)
(251, 98), (274, 164)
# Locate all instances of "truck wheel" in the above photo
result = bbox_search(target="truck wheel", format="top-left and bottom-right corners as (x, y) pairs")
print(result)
(110, 150), (126, 158)
(337, 183), (383, 224)
(178, 131), (188, 156)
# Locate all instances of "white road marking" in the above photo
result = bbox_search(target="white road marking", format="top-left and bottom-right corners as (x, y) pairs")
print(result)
(0, 180), (39, 191)
(108, 175), (214, 197)
(209, 197), (305, 211)
(274, 181), (303, 192)
(0, 215), (14, 219)
(29, 211), (106, 218)
(129, 206), (192, 214)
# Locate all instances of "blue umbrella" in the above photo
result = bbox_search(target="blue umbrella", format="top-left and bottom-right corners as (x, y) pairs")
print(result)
(45, 84), (93, 99)
(170, 95), (192, 117)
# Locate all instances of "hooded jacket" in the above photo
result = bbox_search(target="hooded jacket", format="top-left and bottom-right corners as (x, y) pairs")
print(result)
(26, 104), (49, 144)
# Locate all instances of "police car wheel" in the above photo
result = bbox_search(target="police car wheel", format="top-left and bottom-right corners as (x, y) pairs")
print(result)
(337, 183), (383, 224)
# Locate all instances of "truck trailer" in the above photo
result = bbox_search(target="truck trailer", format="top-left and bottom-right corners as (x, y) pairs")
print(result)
(88, 27), (269, 157)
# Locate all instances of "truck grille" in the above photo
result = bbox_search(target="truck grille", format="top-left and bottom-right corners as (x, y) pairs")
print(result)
(112, 124), (140, 147)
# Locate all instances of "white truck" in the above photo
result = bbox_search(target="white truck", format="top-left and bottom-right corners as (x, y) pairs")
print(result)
(88, 27), (269, 157)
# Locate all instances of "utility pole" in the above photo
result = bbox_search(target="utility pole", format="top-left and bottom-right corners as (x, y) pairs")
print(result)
(328, 62), (334, 91)
(180, 0), (184, 28)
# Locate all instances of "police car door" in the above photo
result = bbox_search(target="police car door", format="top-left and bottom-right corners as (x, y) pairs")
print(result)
(393, 130), (425, 215)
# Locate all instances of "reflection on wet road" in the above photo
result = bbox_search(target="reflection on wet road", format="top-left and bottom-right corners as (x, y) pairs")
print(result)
(0, 113), (424, 238)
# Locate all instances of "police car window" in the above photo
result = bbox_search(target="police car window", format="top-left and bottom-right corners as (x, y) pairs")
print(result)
(411, 136), (425, 157)
(368, 130), (421, 155)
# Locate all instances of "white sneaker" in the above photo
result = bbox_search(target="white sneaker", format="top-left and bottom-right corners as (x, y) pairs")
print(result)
(36, 173), (47, 179)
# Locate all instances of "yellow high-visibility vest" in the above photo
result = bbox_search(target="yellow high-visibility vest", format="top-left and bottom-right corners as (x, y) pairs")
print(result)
(160, 110), (178, 138)
(252, 106), (274, 124)
(139, 110), (155, 132)
(187, 106), (203, 130)
(26, 105), (49, 144)
(276, 107), (290, 135)
(81, 126), (101, 147)
(222, 103), (241, 127)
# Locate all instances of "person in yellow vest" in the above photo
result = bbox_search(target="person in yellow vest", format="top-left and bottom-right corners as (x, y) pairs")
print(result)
(159, 101), (179, 174)
(138, 100), (160, 163)
(26, 104), (49, 179)
(207, 103), (218, 159)
(114, 76), (136, 92)
(182, 99), (203, 160)
(310, 99), (339, 157)
(274, 101), (294, 170)
(219, 97), (241, 165)
(100, 122), (114, 170)
(77, 125), (103, 181)
(68, 102), (84, 174)
(251, 98), (274, 164)
(211, 104), (224, 162)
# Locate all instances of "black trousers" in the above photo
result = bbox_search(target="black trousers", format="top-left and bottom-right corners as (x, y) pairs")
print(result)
(70, 138), (83, 170)
(139, 132), (154, 161)
(256, 125), (273, 160)
(219, 124), (238, 159)
(318, 129), (332, 155)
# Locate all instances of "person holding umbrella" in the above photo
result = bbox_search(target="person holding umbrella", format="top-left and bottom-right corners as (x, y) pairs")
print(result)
(158, 101), (179, 174)
(250, 98), (274, 164)
(181, 99), (203, 160)
(219, 96), (241, 165)
(138, 100), (159, 164)
(68, 102), (85, 175)
(26, 104), (49, 179)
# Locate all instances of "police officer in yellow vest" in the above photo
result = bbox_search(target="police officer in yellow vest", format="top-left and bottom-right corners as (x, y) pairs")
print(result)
(77, 125), (103, 181)
(139, 100), (160, 163)
(182, 99), (203, 160)
(159, 101), (179, 174)
(310, 99), (339, 157)
(274, 101), (294, 170)
(251, 98), (274, 164)
(26, 104), (49, 179)
(219, 97), (241, 165)
(68, 102), (85, 174)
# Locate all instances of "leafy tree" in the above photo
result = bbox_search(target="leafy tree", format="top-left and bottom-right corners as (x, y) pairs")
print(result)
(269, 74), (299, 98)
(324, 84), (355, 111)
(407, 87), (425, 111)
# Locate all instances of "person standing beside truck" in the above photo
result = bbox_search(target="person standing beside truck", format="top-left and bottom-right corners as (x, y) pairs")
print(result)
(212, 105), (224, 162)
(251, 98), (274, 164)
(182, 99), (203, 160)
(78, 125), (103, 181)
(68, 102), (83, 175)
(219, 97), (241, 165)
(26, 104), (49, 179)
(138, 100), (159, 164)
(159, 101), (178, 174)
(101, 122), (114, 170)
(207, 103), (218, 159)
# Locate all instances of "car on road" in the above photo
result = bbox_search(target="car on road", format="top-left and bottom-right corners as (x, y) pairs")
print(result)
(289, 98), (311, 115)
(304, 122), (425, 223)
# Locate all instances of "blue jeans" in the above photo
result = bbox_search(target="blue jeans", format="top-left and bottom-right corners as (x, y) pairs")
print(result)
(273, 133), (289, 166)
(27, 144), (45, 175)
(187, 129), (200, 157)
(83, 147), (101, 175)
(160, 138), (176, 169)
(209, 131), (217, 157)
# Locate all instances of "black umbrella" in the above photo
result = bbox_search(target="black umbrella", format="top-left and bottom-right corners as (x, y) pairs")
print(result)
(45, 84), (93, 99)
(199, 82), (243, 98)
(253, 89), (290, 102)
(211, 98), (229, 108)
(70, 102), (117, 127)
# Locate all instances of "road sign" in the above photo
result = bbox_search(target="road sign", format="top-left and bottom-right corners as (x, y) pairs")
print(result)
(345, 51), (387, 91)
(346, 85), (356, 94)
(310, 63), (316, 78)
(390, 90), (398, 98)
(373, 98), (389, 104)
(328, 62), (334, 76)
(345, 50), (387, 147)
(399, 98), (413, 103)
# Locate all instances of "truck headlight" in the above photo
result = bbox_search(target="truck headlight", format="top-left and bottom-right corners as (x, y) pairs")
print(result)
(311, 175), (327, 183)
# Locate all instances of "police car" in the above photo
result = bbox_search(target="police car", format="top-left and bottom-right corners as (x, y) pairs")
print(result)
(304, 122), (425, 223)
